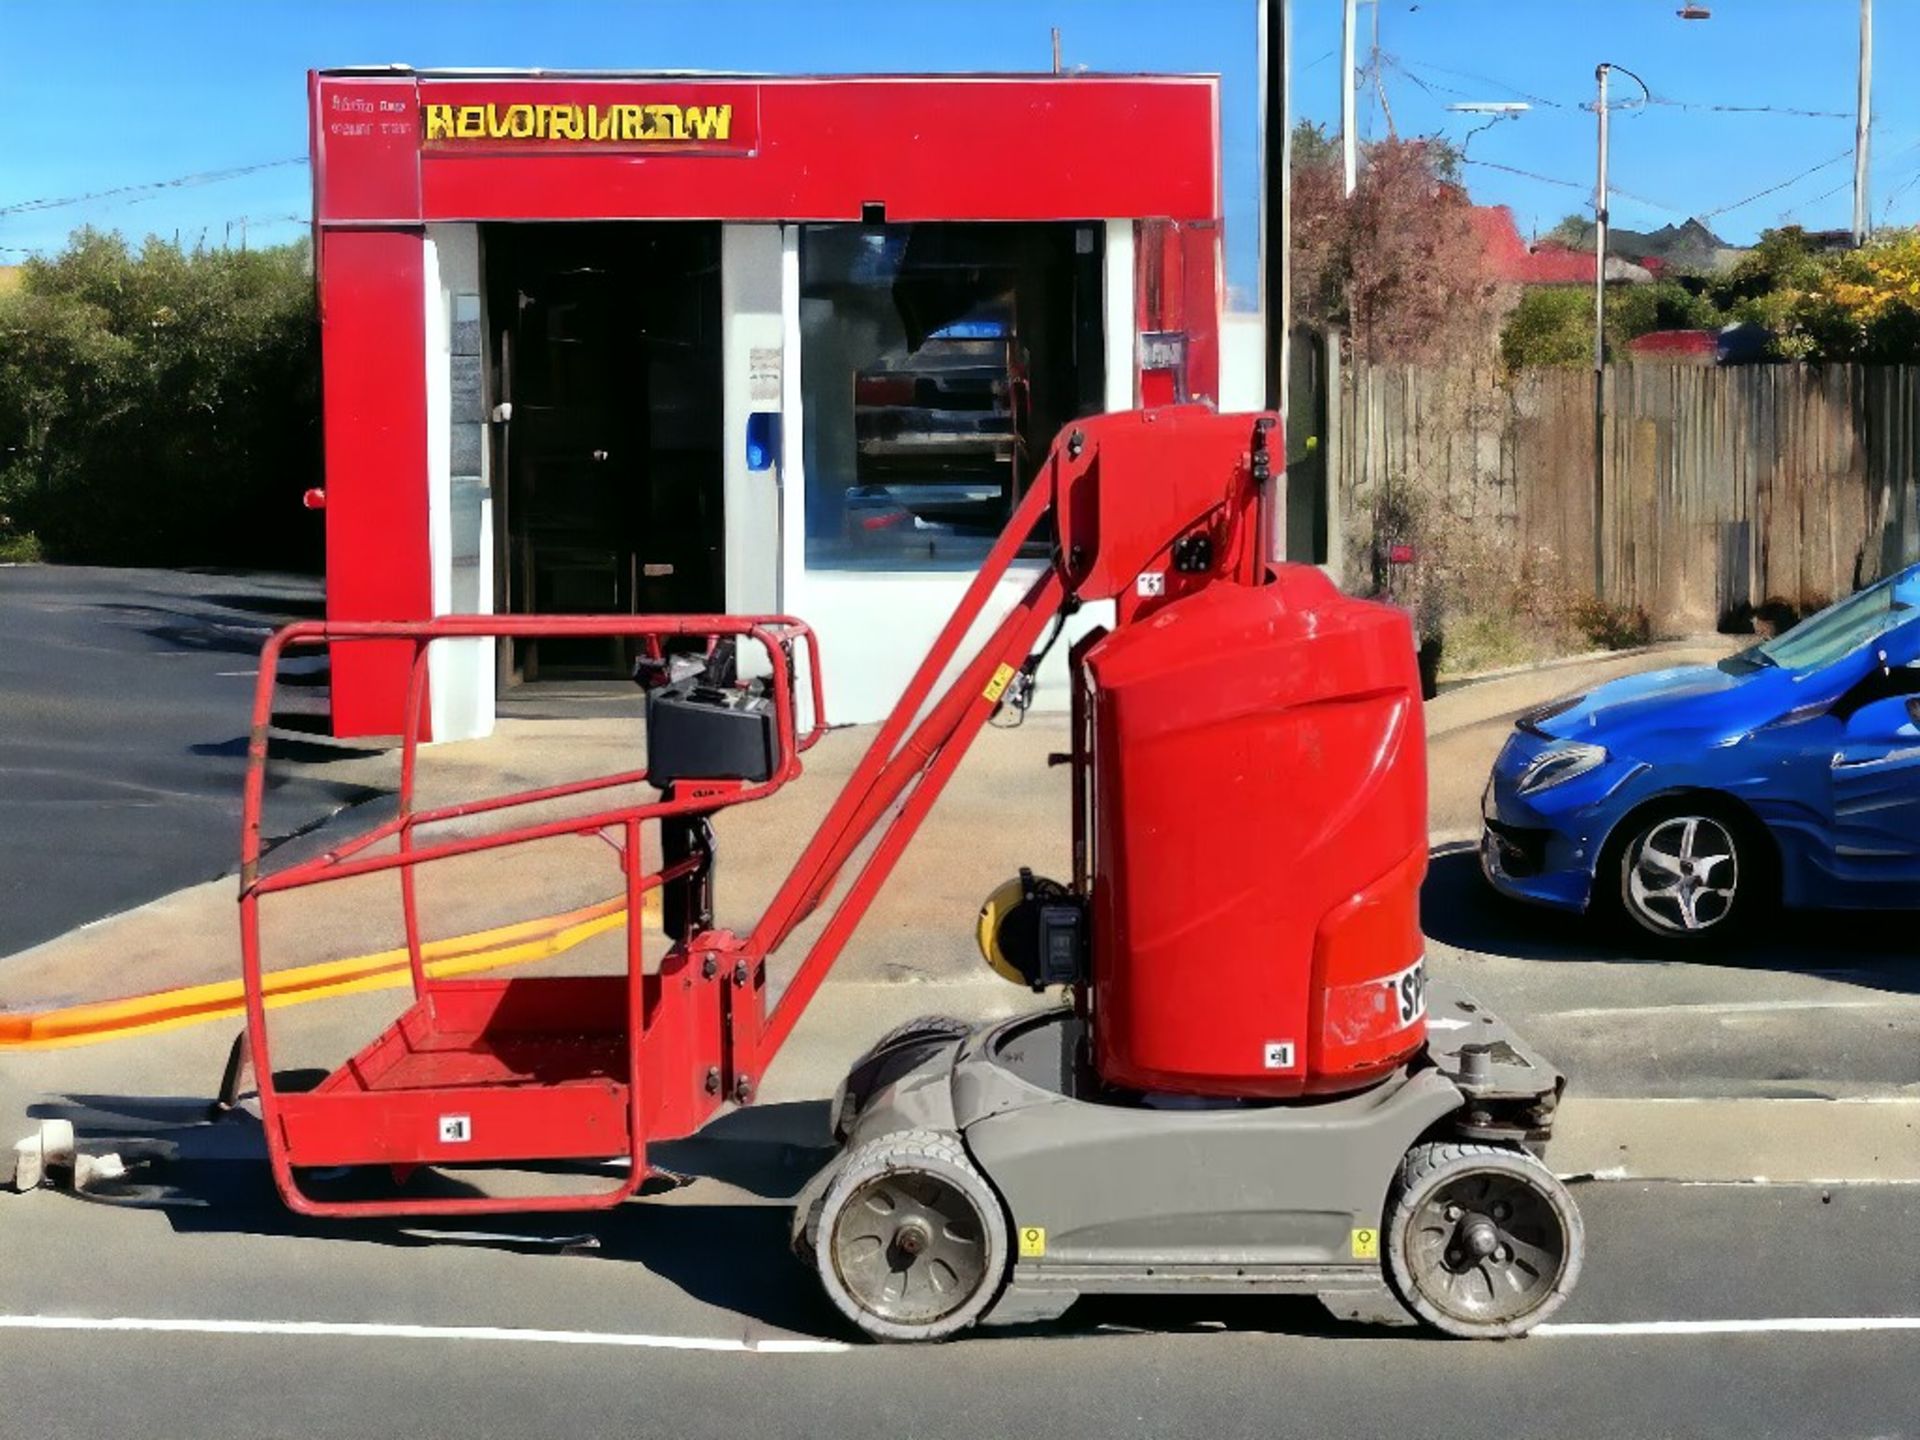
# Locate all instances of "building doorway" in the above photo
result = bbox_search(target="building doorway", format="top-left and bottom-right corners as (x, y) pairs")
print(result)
(487, 222), (724, 681)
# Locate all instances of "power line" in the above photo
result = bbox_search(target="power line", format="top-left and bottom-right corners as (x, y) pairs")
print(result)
(1390, 55), (1567, 109)
(0, 157), (307, 218)
(1699, 147), (1854, 220)
(1647, 94), (1852, 120)
(1398, 55), (1859, 123)
(1461, 157), (1689, 219)
(1779, 175), (1856, 223)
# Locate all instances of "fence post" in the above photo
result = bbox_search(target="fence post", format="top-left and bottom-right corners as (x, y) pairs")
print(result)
(1324, 330), (1346, 588)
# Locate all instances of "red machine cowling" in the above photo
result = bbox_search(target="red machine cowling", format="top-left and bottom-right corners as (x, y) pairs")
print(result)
(1084, 565), (1429, 1099)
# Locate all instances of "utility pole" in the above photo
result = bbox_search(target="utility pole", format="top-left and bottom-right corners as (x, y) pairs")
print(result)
(1341, 0), (1358, 195)
(1588, 62), (1647, 600)
(1853, 0), (1872, 246)
(1592, 62), (1611, 598)
(1260, 0), (1291, 560)
(1051, 26), (1062, 76)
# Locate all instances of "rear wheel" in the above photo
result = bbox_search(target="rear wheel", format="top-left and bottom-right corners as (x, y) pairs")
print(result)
(1607, 801), (1762, 943)
(1385, 1142), (1583, 1339)
(812, 1129), (1008, 1342)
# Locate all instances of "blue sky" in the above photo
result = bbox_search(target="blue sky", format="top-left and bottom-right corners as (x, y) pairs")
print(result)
(4, 0), (1917, 306)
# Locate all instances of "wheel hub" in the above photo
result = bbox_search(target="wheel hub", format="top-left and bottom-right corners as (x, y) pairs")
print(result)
(1627, 814), (1738, 933)
(1407, 1168), (1572, 1326)
(1457, 1216), (1500, 1262)
(830, 1172), (992, 1326)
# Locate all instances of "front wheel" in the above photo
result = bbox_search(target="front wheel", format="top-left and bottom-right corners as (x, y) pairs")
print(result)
(1609, 804), (1759, 943)
(1385, 1142), (1584, 1339)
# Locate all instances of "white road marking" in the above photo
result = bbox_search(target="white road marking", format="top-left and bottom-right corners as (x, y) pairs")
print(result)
(1546, 998), (1900, 1019)
(5, 1312), (1918, 1349)
(1536, 1317), (1920, 1338)
(0, 1315), (848, 1355)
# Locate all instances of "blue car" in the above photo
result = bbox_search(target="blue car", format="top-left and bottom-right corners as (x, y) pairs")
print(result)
(1482, 563), (1920, 942)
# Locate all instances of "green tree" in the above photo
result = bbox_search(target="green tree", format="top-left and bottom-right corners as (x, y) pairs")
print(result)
(1501, 280), (1725, 370)
(0, 229), (320, 566)
(1499, 287), (1591, 369)
(1542, 213), (1590, 249)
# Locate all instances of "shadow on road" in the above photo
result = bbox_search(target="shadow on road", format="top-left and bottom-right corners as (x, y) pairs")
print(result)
(1423, 843), (1920, 997)
(22, 1093), (1395, 1344)
(25, 1094), (844, 1337)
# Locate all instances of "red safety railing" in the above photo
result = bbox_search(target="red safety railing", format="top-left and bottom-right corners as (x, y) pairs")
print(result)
(238, 614), (823, 1217)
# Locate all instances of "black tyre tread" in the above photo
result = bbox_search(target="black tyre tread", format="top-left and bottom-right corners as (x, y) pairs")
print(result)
(812, 1128), (1009, 1343)
(1384, 1140), (1584, 1340)
(868, 1014), (973, 1054)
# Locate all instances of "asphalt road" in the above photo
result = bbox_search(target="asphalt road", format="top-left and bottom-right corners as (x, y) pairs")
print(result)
(4, 583), (1917, 1436)
(0, 565), (377, 958)
(0, 1116), (1913, 1440)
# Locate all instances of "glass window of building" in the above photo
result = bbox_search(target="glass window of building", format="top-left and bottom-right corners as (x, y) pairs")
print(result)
(799, 222), (1106, 570)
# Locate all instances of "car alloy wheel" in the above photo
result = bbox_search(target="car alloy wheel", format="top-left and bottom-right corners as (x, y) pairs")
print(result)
(1622, 813), (1740, 936)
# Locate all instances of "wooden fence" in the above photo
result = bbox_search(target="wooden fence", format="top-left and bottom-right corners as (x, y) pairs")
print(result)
(1333, 360), (1920, 630)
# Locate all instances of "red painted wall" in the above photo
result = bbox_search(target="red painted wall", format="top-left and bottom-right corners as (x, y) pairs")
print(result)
(313, 73), (1221, 226)
(319, 228), (431, 737)
(311, 72), (1223, 737)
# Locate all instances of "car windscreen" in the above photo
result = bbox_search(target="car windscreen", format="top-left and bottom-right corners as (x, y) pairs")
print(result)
(1753, 577), (1913, 673)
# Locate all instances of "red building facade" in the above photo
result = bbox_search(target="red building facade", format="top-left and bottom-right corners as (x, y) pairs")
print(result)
(310, 70), (1223, 737)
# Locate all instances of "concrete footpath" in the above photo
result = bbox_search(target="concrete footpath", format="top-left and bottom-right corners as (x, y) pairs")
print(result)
(4, 640), (1917, 1189)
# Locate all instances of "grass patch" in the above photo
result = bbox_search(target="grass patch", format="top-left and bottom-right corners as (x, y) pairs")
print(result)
(0, 531), (44, 563)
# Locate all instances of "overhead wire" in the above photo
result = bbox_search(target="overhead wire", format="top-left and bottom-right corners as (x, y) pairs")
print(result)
(1646, 95), (1852, 120)
(1460, 158), (1689, 220)
(1698, 148), (1854, 220)
(0, 157), (308, 218)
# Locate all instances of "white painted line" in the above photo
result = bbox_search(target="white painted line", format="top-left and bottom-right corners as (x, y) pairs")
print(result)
(1537, 1317), (1920, 1338)
(0, 1315), (849, 1355)
(1547, 998), (1899, 1019)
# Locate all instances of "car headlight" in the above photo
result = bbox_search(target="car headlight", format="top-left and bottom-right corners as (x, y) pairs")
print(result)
(1517, 740), (1609, 795)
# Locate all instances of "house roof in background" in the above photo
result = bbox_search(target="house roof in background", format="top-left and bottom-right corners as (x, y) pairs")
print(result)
(1471, 206), (1653, 285)
(1550, 216), (1745, 275)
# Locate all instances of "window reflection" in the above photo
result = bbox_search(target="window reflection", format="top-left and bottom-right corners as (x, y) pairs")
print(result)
(801, 223), (1105, 570)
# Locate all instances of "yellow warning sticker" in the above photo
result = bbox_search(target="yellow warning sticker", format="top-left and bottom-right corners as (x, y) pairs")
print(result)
(1350, 1227), (1380, 1260)
(1018, 1225), (1047, 1258)
(983, 663), (1017, 704)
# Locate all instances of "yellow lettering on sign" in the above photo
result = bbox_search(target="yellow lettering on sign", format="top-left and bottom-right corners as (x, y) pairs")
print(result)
(420, 98), (740, 147)
(684, 104), (732, 142)
(643, 104), (682, 140)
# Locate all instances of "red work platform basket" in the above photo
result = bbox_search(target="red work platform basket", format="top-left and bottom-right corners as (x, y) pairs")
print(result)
(236, 615), (824, 1219)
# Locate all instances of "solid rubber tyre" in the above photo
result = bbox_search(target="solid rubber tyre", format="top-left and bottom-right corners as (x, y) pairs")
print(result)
(1385, 1141), (1584, 1339)
(811, 1128), (1009, 1342)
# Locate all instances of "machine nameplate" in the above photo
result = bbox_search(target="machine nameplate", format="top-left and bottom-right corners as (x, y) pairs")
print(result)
(1386, 958), (1428, 1028)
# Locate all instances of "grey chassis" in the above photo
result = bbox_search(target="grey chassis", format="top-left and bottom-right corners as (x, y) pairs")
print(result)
(793, 980), (1585, 1342)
